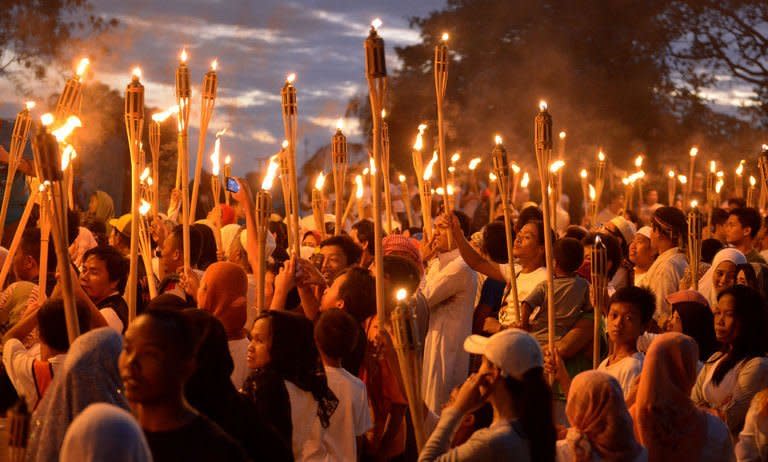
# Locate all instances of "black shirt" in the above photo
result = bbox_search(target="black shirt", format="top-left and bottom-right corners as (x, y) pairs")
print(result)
(143, 415), (250, 462)
(96, 293), (129, 332)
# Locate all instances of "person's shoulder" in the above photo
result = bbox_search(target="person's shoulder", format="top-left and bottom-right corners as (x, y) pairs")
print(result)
(704, 412), (730, 442)
(741, 356), (768, 374)
(191, 415), (249, 457)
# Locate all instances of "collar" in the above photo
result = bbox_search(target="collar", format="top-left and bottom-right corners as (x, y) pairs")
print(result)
(437, 248), (461, 268)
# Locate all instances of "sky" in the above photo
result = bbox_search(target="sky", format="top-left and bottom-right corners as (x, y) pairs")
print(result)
(0, 0), (446, 176)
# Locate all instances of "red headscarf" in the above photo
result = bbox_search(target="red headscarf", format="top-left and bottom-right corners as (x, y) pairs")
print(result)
(199, 262), (248, 338)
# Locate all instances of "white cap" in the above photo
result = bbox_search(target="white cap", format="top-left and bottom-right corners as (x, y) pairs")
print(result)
(463, 329), (543, 380)
(636, 226), (652, 240)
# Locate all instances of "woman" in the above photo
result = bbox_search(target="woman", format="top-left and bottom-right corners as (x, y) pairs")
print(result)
(241, 310), (338, 461)
(692, 285), (768, 437)
(419, 329), (556, 462)
(666, 290), (718, 362)
(60, 403), (151, 462)
(557, 371), (646, 462)
(736, 389), (768, 462)
(698, 248), (747, 309)
(632, 332), (732, 462)
(26, 328), (127, 461)
(83, 190), (115, 235)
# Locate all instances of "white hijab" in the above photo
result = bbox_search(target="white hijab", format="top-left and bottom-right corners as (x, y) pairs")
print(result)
(698, 247), (747, 308)
(60, 403), (152, 462)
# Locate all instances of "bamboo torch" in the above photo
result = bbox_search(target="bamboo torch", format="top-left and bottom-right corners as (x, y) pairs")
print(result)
(667, 169), (676, 206)
(421, 153), (438, 241)
(550, 160), (565, 232)
(399, 174), (414, 228)
(706, 161), (717, 233)
(590, 235), (608, 369)
(312, 172), (327, 239)
(381, 111), (394, 232)
(280, 73), (300, 258)
(488, 172), (497, 224)
(534, 101), (557, 360)
(411, 124), (428, 232)
(0, 102), (34, 241)
(190, 59), (219, 219)
(747, 176), (757, 208)
(150, 106), (178, 216)
(55, 58), (89, 210)
(687, 147), (698, 204)
(434, 32), (452, 216)
(223, 155), (232, 205)
(511, 163), (521, 207)
(735, 160), (745, 198)
(634, 155), (644, 210)
(332, 119), (348, 235)
(124, 67), (145, 322)
(355, 174), (365, 221)
(593, 150), (606, 225)
(277, 140), (295, 251)
(391, 288), (426, 450)
(468, 157), (481, 195)
(210, 134), (223, 253)
(580, 169), (589, 215)
(176, 49), (192, 274)
(687, 201), (703, 291)
(677, 175), (688, 209)
(492, 135), (521, 326)
(255, 157), (278, 314)
(557, 131), (566, 201)
(137, 200), (158, 299)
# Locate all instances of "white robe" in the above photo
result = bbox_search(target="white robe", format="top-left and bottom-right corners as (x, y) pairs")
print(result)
(421, 249), (478, 415)
(638, 247), (688, 322)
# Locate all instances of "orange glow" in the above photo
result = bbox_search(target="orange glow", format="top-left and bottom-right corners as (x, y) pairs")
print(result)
(451, 153), (460, 164)
(336, 118), (344, 131)
(597, 150), (605, 162)
(634, 155), (643, 169)
(750, 175), (757, 187)
(668, 170), (675, 178)
(520, 172), (530, 188)
(469, 158), (481, 170)
(286, 73), (296, 84)
(494, 135), (502, 145)
(355, 175), (364, 199)
(281, 140), (289, 149)
(413, 123), (427, 150)
(589, 184), (596, 200)
(559, 131), (566, 140)
(314, 172), (326, 190)
(423, 152), (438, 181)
(41, 113), (54, 126)
(152, 105), (179, 123)
(139, 199), (151, 216)
(76, 58), (90, 78)
(736, 160), (745, 176)
(539, 100), (548, 111)
(678, 175), (687, 185)
(61, 144), (76, 171)
(371, 18), (382, 30)
(211, 59), (218, 71)
(398, 174), (406, 183)
(132, 67), (142, 80)
(511, 163), (521, 175)
(580, 169), (588, 179)
(489, 172), (497, 182)
(262, 154), (280, 190)
(550, 160), (565, 173)
(180, 49), (188, 63)
(52, 116), (82, 143)
(224, 155), (231, 165)
(441, 32), (449, 42)
(689, 146), (698, 157)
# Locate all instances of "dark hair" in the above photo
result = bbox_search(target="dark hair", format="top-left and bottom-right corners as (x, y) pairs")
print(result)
(139, 308), (198, 363)
(736, 263), (759, 290)
(609, 286), (656, 325)
(336, 267), (376, 322)
(702, 238), (725, 264)
(672, 301), (717, 361)
(452, 210), (471, 238)
(320, 235), (363, 267)
(712, 285), (768, 385)
(382, 255), (421, 295)
(505, 368), (556, 462)
(554, 238), (583, 273)
(623, 209), (639, 226)
(729, 208), (762, 239)
(516, 206), (543, 232)
(82, 245), (129, 293)
(191, 223), (218, 270)
(314, 309), (359, 360)
(254, 310), (338, 428)
(711, 208), (729, 226)
(170, 224), (203, 269)
(728, 197), (747, 209)
(564, 225), (589, 242)
(269, 221), (289, 264)
(482, 222), (508, 264)
(67, 209), (80, 246)
(523, 220), (556, 247)
(594, 232), (623, 279)
(351, 219), (376, 256)
(37, 298), (91, 352)
(20, 227), (56, 270)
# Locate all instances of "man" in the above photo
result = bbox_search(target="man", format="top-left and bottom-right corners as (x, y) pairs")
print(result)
(638, 206), (688, 323)
(711, 208), (729, 244)
(421, 211), (478, 415)
(639, 188), (662, 225)
(595, 190), (625, 227)
(78, 246), (130, 332)
(12, 227), (56, 296)
(629, 226), (656, 286)
(725, 207), (766, 264)
(350, 219), (375, 269)
(108, 213), (131, 254)
(318, 235), (363, 282)
(157, 224), (203, 302)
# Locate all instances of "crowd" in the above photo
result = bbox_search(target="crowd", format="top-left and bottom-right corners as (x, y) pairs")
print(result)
(2, 169), (768, 462)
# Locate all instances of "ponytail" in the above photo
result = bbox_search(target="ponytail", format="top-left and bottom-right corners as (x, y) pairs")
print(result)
(505, 367), (556, 462)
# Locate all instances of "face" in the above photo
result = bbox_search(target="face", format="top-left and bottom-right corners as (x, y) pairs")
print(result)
(667, 309), (683, 333)
(476, 356), (501, 397)
(646, 190), (658, 205)
(319, 244), (349, 280)
(319, 273), (346, 312)
(713, 260), (738, 295)
(725, 215), (748, 246)
(196, 272), (210, 310)
(160, 233), (182, 274)
(606, 302), (647, 346)
(432, 225), (452, 253)
(302, 234), (319, 248)
(629, 235), (654, 269)
(714, 293), (739, 344)
(513, 223), (543, 264)
(108, 229), (119, 248)
(120, 316), (188, 404)
(650, 224), (666, 252)
(737, 269), (749, 286)
(12, 248), (36, 281)
(264, 270), (276, 309)
(247, 318), (272, 369)
(79, 255), (118, 303)
(88, 195), (98, 214)
(610, 194), (625, 211)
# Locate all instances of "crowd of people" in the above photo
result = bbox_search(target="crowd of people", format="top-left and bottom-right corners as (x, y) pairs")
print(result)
(3, 169), (768, 462)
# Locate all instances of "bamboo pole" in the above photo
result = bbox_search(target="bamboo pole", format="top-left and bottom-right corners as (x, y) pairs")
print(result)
(280, 76), (300, 258)
(332, 123), (348, 235)
(176, 50), (192, 274)
(590, 236), (608, 369)
(124, 69), (145, 323)
(492, 137), (520, 326)
(0, 103), (33, 242)
(190, 60), (218, 220)
(0, 189), (38, 290)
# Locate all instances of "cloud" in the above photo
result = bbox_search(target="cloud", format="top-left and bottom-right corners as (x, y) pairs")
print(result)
(250, 129), (278, 144)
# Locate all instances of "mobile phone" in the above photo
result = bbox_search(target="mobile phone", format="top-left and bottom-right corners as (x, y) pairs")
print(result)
(226, 177), (240, 193)
(310, 253), (325, 270)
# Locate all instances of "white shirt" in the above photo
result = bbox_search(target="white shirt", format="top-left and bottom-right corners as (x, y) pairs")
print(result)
(323, 366), (373, 461)
(598, 352), (644, 400)
(3, 339), (66, 409)
(499, 265), (546, 325)
(638, 247), (688, 322)
(556, 439), (647, 462)
(285, 380), (329, 462)
(228, 337), (250, 390)
(421, 249), (478, 414)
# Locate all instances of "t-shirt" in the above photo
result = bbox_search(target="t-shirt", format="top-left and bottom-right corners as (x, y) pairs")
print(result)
(2, 339), (65, 409)
(524, 275), (591, 344)
(324, 366), (373, 461)
(143, 414), (249, 462)
(228, 337), (250, 390)
(96, 293), (129, 333)
(499, 265), (547, 325)
(285, 380), (329, 461)
(598, 352), (644, 400)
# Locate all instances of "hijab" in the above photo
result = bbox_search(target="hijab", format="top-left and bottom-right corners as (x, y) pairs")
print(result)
(565, 371), (644, 462)
(26, 328), (127, 462)
(89, 191), (115, 234)
(698, 247), (746, 307)
(630, 332), (707, 462)
(200, 261), (248, 338)
(60, 403), (151, 462)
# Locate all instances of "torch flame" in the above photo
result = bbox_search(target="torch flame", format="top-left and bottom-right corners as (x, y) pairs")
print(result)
(448, 166), (455, 174)
(423, 152), (438, 181)
(750, 175), (757, 187)
(151, 105), (179, 122)
(211, 59), (218, 71)
(355, 175), (364, 199)
(469, 158), (481, 170)
(314, 172), (326, 190)
(140, 167), (150, 182)
(76, 58), (90, 78)
(678, 175), (687, 185)
(489, 172), (497, 182)
(709, 160), (716, 173)
(132, 67), (142, 80)
(224, 155), (231, 165)
(597, 150), (605, 162)
(41, 113), (54, 126)
(763, 144), (768, 151)
(580, 169), (588, 179)
(210, 136), (221, 176)
(262, 154), (280, 190)
(147, 177), (154, 186)
(716, 170), (724, 178)
(381, 109), (387, 119)
(413, 124), (427, 150)
(550, 160), (565, 173)
(494, 135), (502, 145)
(436, 187), (445, 195)
(396, 288), (407, 301)
(139, 199), (151, 216)
(668, 170), (675, 178)
(52, 116), (82, 143)
(60, 144), (76, 171)
(736, 160), (744, 176)
(399, 174), (406, 183)
(622, 177), (630, 186)
(281, 140), (289, 149)
(691, 199), (698, 208)
(180, 49), (188, 63)
(520, 172), (530, 188)
(336, 118), (344, 131)
(716, 179), (724, 193)
(559, 131), (566, 140)
(635, 155), (643, 168)
(286, 73), (296, 84)
(539, 100), (548, 111)
(451, 153), (460, 163)
(589, 184), (596, 200)
(25, 101), (35, 110)
(371, 18), (382, 30)
(363, 167), (369, 176)
(369, 157), (376, 174)
(511, 163), (521, 175)
(689, 146), (698, 157)
(441, 32), (449, 42)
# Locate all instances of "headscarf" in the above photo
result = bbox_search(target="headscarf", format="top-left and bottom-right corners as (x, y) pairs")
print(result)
(698, 247), (746, 307)
(26, 328), (127, 462)
(200, 261), (248, 337)
(630, 332), (707, 462)
(220, 223), (242, 256)
(90, 191), (115, 234)
(565, 371), (644, 462)
(59, 403), (151, 462)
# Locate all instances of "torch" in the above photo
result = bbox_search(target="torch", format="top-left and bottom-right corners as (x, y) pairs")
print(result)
(150, 106), (178, 216)
(55, 58), (89, 209)
(635, 155), (644, 210)
(312, 172), (327, 240)
(580, 169), (589, 215)
(276, 140), (295, 250)
(594, 150), (606, 225)
(434, 32), (452, 216)
(332, 119), (348, 235)
(588, 184), (597, 229)
(687, 147), (698, 204)
(590, 235), (608, 369)
(550, 160), (565, 232)
(0, 102), (34, 241)
(735, 160), (745, 198)
(411, 123), (428, 231)
(677, 175), (688, 209)
(399, 174), (414, 227)
(667, 169), (676, 206)
(280, 73), (301, 258)
(468, 157), (481, 194)
(687, 201), (703, 291)
(355, 174), (365, 221)
(706, 161), (717, 233)
(492, 135), (521, 326)
(488, 172), (497, 224)
(190, 59), (219, 220)
(450, 152), (460, 210)
(759, 145), (768, 211)
(621, 177), (632, 213)
(382, 110), (394, 232)
(747, 176), (757, 208)
(223, 155), (232, 205)
(364, 18), (388, 324)
(391, 288), (426, 450)
(421, 153), (438, 241)
(534, 101), (557, 360)
(137, 200), (158, 299)
(255, 156), (278, 314)
(511, 163), (521, 207)
(176, 49), (192, 274)
(210, 134), (223, 254)
(124, 67), (145, 322)
(557, 131), (566, 201)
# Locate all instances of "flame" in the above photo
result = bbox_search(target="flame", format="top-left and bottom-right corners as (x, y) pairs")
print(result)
(668, 170), (675, 178)
(750, 175), (757, 187)
(262, 154), (280, 190)
(715, 179), (724, 193)
(597, 150), (605, 162)
(180, 48), (188, 63)
(139, 199), (151, 216)
(469, 158), (481, 170)
(678, 175), (687, 185)
(132, 67), (142, 80)
(215, 128), (227, 138)
(511, 163), (521, 175)
(314, 172), (325, 190)
(336, 118), (344, 131)
(140, 167), (150, 182)
(489, 172), (497, 182)
(763, 144), (768, 151)
(60, 144), (76, 171)
(559, 131), (566, 140)
(589, 184), (596, 200)
(369, 157), (376, 174)
(436, 187), (445, 195)
(371, 18), (382, 30)
(689, 146), (698, 157)
(151, 105), (179, 122)
(399, 174), (406, 183)
(448, 166), (456, 174)
(147, 177), (154, 186)
(76, 58), (90, 78)
(710, 160), (716, 173)
(495, 134), (503, 145)
(423, 152), (438, 181)
(539, 100), (548, 111)
(550, 160), (565, 173)
(224, 155), (231, 165)
(41, 113), (54, 126)
(580, 169), (588, 179)
(396, 288), (407, 301)
(520, 172), (530, 188)
(637, 170), (645, 179)
(413, 124), (427, 150)
(622, 177), (630, 186)
(281, 140), (289, 149)
(691, 199), (698, 208)
(286, 73), (296, 84)
(635, 155), (643, 168)
(363, 167), (369, 175)
(355, 175), (364, 199)
(25, 101), (35, 110)
(381, 109), (387, 119)
(441, 32), (449, 42)
(52, 116), (82, 143)
(736, 160), (744, 176)
(211, 59), (218, 71)
(210, 136), (221, 175)
(451, 153), (460, 164)
(716, 170), (724, 178)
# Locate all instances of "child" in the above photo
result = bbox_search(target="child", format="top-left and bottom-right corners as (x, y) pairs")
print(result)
(314, 309), (373, 461)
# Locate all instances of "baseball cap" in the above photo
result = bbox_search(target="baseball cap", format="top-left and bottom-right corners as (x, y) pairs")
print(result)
(108, 214), (132, 237)
(609, 216), (636, 244)
(463, 329), (543, 380)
